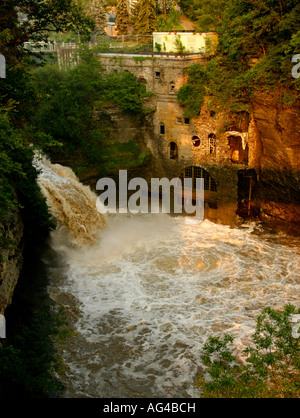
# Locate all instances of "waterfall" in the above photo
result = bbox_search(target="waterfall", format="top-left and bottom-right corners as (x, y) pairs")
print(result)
(32, 154), (300, 398)
(33, 153), (106, 246)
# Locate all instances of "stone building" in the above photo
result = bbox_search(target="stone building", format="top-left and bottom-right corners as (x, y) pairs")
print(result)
(97, 51), (253, 223)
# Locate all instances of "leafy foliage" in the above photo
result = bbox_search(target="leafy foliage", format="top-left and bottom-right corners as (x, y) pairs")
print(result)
(132, 0), (158, 35)
(97, 70), (150, 113)
(177, 64), (209, 117)
(129, 0), (141, 27)
(177, 0), (300, 117)
(198, 305), (300, 398)
(0, 114), (25, 221)
(27, 46), (151, 179)
(157, 7), (183, 31)
(116, 0), (129, 34)
(30, 47), (149, 147)
(0, 113), (54, 258)
(0, 0), (94, 65)
(89, 0), (107, 33)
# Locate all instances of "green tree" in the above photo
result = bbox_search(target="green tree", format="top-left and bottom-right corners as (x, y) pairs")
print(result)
(194, 0), (228, 32)
(198, 305), (300, 398)
(0, 0), (94, 65)
(133, 0), (158, 34)
(177, 0), (300, 118)
(89, 0), (107, 37)
(115, 0), (129, 34)
(129, 0), (141, 27)
(0, 112), (54, 256)
(177, 64), (209, 117)
(0, 0), (94, 120)
(0, 0), (94, 247)
(157, 7), (182, 31)
(30, 47), (149, 147)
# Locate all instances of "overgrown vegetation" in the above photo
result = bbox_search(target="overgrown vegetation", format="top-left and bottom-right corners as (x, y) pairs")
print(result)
(177, 64), (208, 117)
(178, 0), (300, 117)
(0, 0), (92, 399)
(0, 1), (94, 252)
(157, 7), (183, 31)
(0, 112), (55, 258)
(28, 45), (151, 177)
(0, 0), (94, 64)
(0, 1), (152, 254)
(198, 305), (300, 398)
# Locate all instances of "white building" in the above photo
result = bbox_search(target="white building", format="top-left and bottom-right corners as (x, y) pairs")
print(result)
(153, 32), (218, 54)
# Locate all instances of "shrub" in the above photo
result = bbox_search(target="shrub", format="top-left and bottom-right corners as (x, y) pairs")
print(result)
(198, 305), (300, 398)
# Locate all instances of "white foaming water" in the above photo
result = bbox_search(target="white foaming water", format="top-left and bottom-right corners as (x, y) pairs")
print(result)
(48, 214), (300, 398)
(35, 155), (300, 398)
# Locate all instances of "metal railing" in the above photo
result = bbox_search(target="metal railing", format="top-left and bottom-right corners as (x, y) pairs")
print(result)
(24, 41), (78, 52)
(112, 34), (153, 45)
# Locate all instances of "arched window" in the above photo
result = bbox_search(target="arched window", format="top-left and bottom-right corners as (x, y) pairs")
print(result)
(170, 81), (175, 92)
(208, 133), (216, 154)
(160, 122), (165, 135)
(169, 142), (178, 160)
(192, 136), (200, 147)
(179, 166), (217, 192)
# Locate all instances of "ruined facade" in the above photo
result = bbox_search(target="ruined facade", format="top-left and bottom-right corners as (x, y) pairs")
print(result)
(97, 52), (254, 223)
(55, 42), (299, 224)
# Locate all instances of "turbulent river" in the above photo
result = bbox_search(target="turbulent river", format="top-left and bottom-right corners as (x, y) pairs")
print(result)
(34, 155), (300, 398)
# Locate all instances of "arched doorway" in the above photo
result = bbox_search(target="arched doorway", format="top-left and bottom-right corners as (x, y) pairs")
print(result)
(179, 166), (218, 219)
(179, 166), (217, 192)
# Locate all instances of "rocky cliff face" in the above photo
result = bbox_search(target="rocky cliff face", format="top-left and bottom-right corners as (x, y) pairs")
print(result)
(0, 208), (24, 315)
(249, 92), (300, 223)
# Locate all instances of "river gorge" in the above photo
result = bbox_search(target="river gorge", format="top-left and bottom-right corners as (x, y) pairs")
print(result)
(32, 155), (300, 398)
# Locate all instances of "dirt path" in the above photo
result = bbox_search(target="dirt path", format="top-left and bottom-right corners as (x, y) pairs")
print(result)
(179, 15), (196, 31)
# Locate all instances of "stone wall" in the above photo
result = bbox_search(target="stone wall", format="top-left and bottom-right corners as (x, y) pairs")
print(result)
(98, 53), (206, 93)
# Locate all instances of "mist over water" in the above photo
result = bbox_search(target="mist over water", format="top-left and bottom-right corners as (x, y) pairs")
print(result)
(35, 155), (300, 398)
